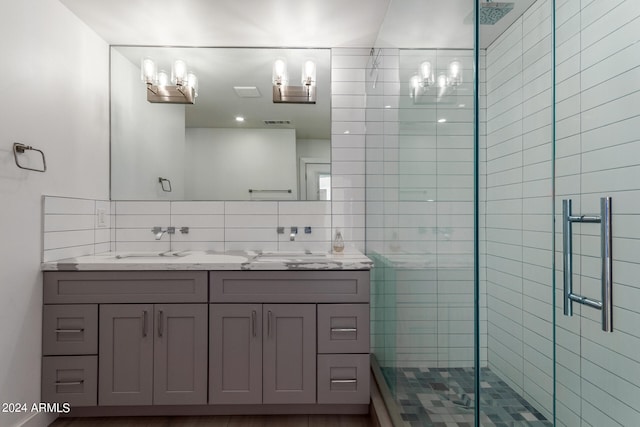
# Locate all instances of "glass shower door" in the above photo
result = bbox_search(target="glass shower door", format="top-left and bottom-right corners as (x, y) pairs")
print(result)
(553, 1), (640, 425)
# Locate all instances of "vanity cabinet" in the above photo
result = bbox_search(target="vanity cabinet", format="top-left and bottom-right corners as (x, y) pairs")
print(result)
(209, 303), (316, 404)
(99, 303), (207, 406)
(42, 271), (208, 407)
(209, 271), (369, 406)
(42, 268), (370, 414)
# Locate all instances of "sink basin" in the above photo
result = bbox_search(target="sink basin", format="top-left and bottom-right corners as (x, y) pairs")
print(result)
(111, 251), (249, 264)
(254, 252), (329, 263)
(114, 251), (191, 259)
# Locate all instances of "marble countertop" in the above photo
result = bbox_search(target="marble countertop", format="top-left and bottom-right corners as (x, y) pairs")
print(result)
(41, 250), (373, 271)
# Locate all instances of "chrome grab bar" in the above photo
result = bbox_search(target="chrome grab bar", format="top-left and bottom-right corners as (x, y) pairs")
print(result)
(562, 197), (613, 332)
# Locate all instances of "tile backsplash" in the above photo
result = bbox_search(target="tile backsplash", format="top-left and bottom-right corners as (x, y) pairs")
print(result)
(43, 196), (114, 262)
(43, 196), (345, 261)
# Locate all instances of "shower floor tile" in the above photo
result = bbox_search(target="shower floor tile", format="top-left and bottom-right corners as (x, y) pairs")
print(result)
(382, 367), (552, 427)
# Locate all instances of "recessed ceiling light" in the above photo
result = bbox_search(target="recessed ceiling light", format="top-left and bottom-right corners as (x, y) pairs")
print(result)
(235, 116), (245, 122)
(384, 105), (391, 109)
(458, 104), (466, 108)
(343, 130), (350, 134)
(438, 118), (447, 123)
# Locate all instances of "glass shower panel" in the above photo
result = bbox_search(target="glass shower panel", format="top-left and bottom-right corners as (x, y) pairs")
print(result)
(367, 48), (476, 426)
(480, 0), (555, 425)
(553, 0), (640, 426)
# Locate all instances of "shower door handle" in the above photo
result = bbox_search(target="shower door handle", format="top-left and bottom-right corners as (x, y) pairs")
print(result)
(562, 197), (613, 332)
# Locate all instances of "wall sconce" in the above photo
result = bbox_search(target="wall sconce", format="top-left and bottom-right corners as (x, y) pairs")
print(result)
(410, 60), (463, 103)
(141, 58), (198, 104)
(272, 59), (316, 104)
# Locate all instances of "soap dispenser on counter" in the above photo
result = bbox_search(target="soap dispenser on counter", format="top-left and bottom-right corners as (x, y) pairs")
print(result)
(332, 229), (345, 253)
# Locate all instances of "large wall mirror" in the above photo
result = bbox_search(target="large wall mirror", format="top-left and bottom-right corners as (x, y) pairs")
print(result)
(110, 46), (331, 201)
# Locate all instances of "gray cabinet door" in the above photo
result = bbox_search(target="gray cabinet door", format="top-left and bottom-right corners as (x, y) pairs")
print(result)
(99, 304), (153, 406)
(153, 304), (208, 405)
(209, 304), (262, 404)
(263, 304), (316, 404)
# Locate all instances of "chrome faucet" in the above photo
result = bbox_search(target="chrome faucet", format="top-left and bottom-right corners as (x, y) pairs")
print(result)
(151, 227), (175, 240)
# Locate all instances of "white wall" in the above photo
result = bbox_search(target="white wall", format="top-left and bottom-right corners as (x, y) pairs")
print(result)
(184, 128), (297, 200)
(110, 50), (185, 200)
(0, 0), (110, 426)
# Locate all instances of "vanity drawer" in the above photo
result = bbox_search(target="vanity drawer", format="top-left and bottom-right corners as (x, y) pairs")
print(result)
(317, 354), (370, 404)
(317, 304), (369, 354)
(42, 356), (97, 407)
(210, 271), (370, 303)
(43, 305), (98, 355)
(44, 271), (207, 303)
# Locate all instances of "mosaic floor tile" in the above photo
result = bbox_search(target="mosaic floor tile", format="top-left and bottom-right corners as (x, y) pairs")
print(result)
(381, 367), (553, 427)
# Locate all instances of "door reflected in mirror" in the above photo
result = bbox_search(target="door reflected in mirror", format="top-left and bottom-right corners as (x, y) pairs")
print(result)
(110, 46), (331, 201)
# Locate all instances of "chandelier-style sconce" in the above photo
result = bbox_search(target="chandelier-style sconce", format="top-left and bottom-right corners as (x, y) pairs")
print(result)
(410, 60), (463, 101)
(272, 59), (317, 104)
(141, 58), (198, 104)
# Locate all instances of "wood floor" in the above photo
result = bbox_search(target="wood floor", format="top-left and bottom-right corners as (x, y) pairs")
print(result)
(50, 414), (373, 427)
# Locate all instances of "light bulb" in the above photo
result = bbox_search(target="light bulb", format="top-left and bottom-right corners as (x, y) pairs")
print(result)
(172, 59), (188, 86)
(410, 75), (421, 89)
(409, 75), (421, 98)
(187, 72), (198, 97)
(302, 60), (316, 86)
(448, 60), (462, 86)
(141, 57), (157, 84)
(437, 73), (448, 88)
(273, 59), (288, 86)
(157, 70), (169, 86)
(420, 61), (433, 85)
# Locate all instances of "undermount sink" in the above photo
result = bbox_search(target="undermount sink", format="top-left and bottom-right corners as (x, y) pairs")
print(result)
(254, 252), (329, 262)
(111, 251), (250, 264)
(114, 251), (191, 259)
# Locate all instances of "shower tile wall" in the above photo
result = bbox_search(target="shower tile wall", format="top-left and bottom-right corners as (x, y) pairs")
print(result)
(367, 48), (486, 370)
(331, 48), (368, 253)
(553, 0), (640, 425)
(484, 0), (554, 420)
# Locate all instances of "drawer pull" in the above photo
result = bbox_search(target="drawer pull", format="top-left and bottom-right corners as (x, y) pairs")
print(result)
(331, 328), (357, 332)
(55, 380), (84, 386)
(331, 379), (357, 384)
(55, 329), (84, 333)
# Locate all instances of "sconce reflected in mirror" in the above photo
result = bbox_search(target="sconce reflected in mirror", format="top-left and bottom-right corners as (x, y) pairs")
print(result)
(410, 59), (463, 103)
(272, 58), (317, 104)
(141, 57), (199, 104)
